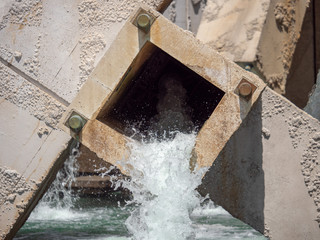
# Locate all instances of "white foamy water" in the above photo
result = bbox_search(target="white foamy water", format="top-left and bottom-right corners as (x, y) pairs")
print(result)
(121, 132), (206, 240)
(191, 201), (229, 217)
(28, 205), (86, 221)
(17, 139), (266, 239)
(116, 76), (208, 239)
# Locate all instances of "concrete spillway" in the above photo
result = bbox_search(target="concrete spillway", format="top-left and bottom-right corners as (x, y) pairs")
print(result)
(0, 1), (320, 239)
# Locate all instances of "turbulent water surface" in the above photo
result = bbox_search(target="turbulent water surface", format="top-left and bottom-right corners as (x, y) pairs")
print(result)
(15, 197), (265, 240)
(15, 134), (266, 240)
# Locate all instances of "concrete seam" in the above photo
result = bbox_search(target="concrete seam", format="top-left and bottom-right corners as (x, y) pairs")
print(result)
(0, 57), (70, 107)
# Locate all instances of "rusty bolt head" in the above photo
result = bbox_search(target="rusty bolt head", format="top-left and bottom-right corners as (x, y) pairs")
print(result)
(239, 82), (252, 97)
(137, 13), (151, 32)
(68, 114), (85, 132)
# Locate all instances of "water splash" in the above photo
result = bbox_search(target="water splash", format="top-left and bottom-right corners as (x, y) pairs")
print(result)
(29, 142), (80, 220)
(117, 75), (208, 239)
(121, 132), (206, 240)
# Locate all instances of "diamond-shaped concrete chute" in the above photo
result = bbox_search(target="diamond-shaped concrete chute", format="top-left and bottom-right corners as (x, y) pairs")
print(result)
(59, 5), (265, 171)
(96, 41), (225, 138)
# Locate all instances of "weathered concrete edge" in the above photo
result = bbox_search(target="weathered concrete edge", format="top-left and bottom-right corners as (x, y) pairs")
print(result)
(4, 136), (73, 240)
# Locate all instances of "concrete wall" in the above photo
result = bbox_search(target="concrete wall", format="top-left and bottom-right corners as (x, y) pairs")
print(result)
(199, 87), (320, 239)
(163, 0), (206, 33)
(0, 1), (171, 239)
(196, 0), (317, 108)
(197, 0), (270, 62)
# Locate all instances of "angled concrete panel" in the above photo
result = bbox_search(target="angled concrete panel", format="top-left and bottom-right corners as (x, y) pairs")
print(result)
(199, 87), (320, 239)
(0, 0), (172, 104)
(197, 0), (270, 62)
(0, 1), (172, 239)
(0, 98), (71, 240)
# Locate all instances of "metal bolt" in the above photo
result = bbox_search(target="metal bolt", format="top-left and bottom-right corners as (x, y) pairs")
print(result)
(68, 114), (85, 132)
(239, 82), (252, 97)
(137, 13), (151, 32)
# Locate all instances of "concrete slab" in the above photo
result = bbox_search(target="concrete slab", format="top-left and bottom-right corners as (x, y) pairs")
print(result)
(0, 0), (172, 104)
(196, 0), (270, 62)
(199, 87), (320, 239)
(0, 98), (71, 239)
(0, 99), (50, 175)
(0, 2), (174, 239)
(0, 62), (66, 127)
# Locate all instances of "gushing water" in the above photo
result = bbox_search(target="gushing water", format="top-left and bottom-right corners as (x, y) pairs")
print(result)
(118, 76), (207, 239)
(121, 132), (206, 240)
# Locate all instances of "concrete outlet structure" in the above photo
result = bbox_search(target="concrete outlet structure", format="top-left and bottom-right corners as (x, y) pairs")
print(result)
(59, 5), (265, 172)
(0, 1), (319, 240)
(59, 5), (320, 239)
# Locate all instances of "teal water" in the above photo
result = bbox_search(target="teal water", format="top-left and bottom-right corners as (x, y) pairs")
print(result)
(15, 197), (266, 240)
